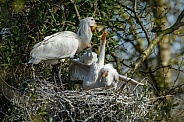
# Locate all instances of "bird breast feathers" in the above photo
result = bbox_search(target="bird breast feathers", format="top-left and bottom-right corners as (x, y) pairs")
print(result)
(102, 64), (119, 85)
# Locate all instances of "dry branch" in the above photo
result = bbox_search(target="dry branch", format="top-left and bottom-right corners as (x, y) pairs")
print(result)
(1, 77), (151, 121)
(126, 9), (184, 75)
(70, 0), (81, 22)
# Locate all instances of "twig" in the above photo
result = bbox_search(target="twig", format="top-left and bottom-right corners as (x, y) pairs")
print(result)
(48, 8), (58, 25)
(117, 0), (150, 44)
(70, 0), (81, 22)
(25, 106), (33, 122)
(59, 99), (75, 122)
(117, 1), (134, 13)
(2, 77), (151, 121)
(133, 0), (137, 13)
(149, 95), (174, 101)
(133, 0), (150, 45)
(140, 65), (172, 73)
(126, 9), (184, 75)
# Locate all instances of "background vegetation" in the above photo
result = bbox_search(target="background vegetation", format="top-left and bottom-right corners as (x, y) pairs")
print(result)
(0, 0), (184, 121)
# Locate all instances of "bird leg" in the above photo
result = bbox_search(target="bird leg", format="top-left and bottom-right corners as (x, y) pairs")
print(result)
(31, 64), (36, 79)
(52, 65), (59, 91)
(58, 62), (64, 90)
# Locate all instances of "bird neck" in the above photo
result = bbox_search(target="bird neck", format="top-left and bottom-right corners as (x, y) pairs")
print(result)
(77, 22), (92, 45)
(97, 40), (105, 67)
(87, 48), (92, 57)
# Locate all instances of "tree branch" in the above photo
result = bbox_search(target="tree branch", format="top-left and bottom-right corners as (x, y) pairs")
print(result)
(133, 0), (150, 45)
(70, 0), (81, 22)
(133, 0), (137, 13)
(118, 0), (151, 44)
(126, 9), (184, 75)
(117, 1), (134, 13)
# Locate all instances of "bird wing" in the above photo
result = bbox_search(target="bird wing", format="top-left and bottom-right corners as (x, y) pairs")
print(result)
(30, 31), (81, 61)
(69, 59), (90, 81)
(119, 75), (144, 86)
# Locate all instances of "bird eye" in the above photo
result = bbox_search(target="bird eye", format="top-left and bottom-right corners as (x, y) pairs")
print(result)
(91, 19), (94, 21)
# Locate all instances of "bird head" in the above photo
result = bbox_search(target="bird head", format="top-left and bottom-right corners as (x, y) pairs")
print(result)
(101, 64), (119, 86)
(102, 31), (107, 44)
(77, 17), (97, 51)
(81, 17), (97, 32)
(102, 71), (108, 78)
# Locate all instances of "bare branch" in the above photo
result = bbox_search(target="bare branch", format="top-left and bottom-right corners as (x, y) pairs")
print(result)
(133, 0), (150, 45)
(117, 1), (134, 13)
(117, 0), (150, 44)
(1, 77), (151, 121)
(175, 9), (184, 24)
(133, 0), (137, 13)
(140, 65), (172, 74)
(70, 0), (81, 22)
(126, 9), (184, 75)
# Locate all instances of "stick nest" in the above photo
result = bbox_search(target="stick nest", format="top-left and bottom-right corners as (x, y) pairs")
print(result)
(3, 78), (151, 122)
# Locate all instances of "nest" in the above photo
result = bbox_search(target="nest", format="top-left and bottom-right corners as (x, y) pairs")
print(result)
(2, 78), (151, 122)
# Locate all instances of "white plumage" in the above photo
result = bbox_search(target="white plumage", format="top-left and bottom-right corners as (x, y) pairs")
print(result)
(28, 17), (96, 64)
(28, 31), (79, 64)
(70, 32), (144, 90)
(28, 17), (96, 89)
(79, 48), (98, 65)
(100, 64), (119, 89)
(69, 49), (97, 81)
(70, 32), (108, 89)
(100, 63), (144, 89)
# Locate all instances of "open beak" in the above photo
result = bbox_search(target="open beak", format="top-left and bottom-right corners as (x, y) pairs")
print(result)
(102, 71), (108, 78)
(102, 32), (107, 40)
(86, 44), (91, 48)
(90, 23), (97, 32)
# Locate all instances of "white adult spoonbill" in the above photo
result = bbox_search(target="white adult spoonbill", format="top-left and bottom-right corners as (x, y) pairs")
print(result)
(70, 32), (144, 90)
(28, 17), (97, 89)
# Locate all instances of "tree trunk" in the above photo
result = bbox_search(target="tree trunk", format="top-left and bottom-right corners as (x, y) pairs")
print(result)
(146, 0), (171, 93)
